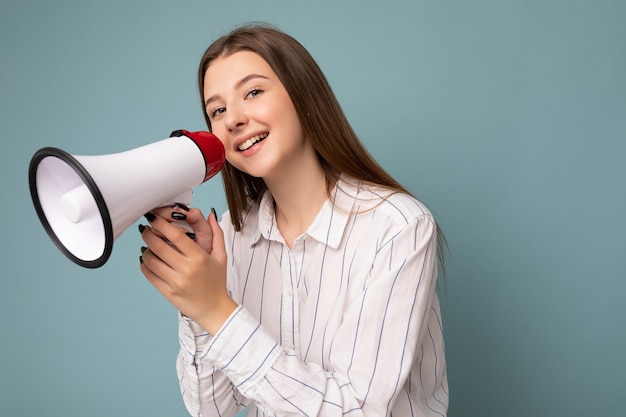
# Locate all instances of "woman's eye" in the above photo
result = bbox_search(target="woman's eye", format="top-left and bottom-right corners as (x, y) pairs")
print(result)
(210, 107), (225, 118)
(246, 89), (263, 99)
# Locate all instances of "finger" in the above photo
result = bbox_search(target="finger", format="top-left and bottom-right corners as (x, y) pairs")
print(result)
(178, 207), (214, 254)
(185, 208), (212, 234)
(147, 206), (192, 235)
(140, 225), (182, 272)
(140, 256), (174, 298)
(142, 209), (190, 240)
(207, 209), (227, 263)
(144, 214), (198, 259)
(144, 206), (214, 254)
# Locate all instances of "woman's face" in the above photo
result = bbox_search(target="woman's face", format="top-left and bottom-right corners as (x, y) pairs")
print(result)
(203, 50), (309, 181)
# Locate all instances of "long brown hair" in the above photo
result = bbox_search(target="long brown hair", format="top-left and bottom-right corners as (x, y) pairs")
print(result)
(198, 23), (447, 272)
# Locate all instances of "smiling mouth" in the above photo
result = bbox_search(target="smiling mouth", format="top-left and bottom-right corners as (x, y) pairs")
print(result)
(238, 132), (268, 151)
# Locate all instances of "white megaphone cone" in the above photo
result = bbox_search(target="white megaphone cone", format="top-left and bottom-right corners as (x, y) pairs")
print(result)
(29, 129), (225, 268)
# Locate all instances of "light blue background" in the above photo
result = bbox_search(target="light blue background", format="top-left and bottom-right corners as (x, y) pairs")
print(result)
(1, 1), (624, 416)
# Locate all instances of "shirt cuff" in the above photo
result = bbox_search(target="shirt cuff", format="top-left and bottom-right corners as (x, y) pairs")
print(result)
(178, 311), (212, 358)
(196, 306), (283, 395)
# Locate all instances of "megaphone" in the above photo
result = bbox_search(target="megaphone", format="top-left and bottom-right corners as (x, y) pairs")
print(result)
(29, 129), (225, 268)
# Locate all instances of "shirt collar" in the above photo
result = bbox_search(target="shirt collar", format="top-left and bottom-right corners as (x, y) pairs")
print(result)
(250, 177), (361, 249)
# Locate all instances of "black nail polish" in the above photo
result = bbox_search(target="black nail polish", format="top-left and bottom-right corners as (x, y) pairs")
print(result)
(175, 203), (190, 212)
(140, 246), (147, 253)
(139, 255), (144, 265)
(144, 213), (156, 222)
(211, 207), (217, 219)
(185, 232), (196, 240)
(138, 224), (146, 233)
(172, 212), (187, 221)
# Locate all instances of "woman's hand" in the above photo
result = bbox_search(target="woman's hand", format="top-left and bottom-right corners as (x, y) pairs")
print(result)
(139, 206), (238, 335)
(147, 204), (215, 254)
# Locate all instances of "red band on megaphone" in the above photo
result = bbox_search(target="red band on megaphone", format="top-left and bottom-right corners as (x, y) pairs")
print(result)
(175, 130), (225, 182)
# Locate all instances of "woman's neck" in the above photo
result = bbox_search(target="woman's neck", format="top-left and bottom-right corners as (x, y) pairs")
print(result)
(264, 153), (327, 248)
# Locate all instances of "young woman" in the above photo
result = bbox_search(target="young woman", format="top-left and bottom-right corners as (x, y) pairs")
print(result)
(139, 24), (448, 417)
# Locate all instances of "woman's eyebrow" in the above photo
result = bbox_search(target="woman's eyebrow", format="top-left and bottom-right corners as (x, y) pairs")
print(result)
(204, 73), (270, 108)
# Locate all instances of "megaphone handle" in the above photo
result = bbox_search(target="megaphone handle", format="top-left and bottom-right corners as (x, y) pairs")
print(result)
(166, 190), (193, 208)
(171, 219), (194, 233)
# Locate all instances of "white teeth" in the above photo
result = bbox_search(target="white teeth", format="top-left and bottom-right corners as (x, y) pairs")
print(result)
(238, 133), (268, 151)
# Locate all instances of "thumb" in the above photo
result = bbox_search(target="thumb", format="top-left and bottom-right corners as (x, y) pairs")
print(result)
(208, 208), (227, 263)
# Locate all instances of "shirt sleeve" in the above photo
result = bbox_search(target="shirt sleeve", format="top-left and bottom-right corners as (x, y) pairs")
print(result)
(182, 213), (441, 416)
(177, 312), (249, 416)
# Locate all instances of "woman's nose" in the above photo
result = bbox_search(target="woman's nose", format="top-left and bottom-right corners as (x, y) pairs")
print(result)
(224, 105), (248, 132)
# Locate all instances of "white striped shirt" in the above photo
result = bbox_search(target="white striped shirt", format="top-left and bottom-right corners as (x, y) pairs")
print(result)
(177, 177), (448, 416)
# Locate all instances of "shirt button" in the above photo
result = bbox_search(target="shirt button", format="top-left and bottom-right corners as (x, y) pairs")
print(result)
(286, 289), (294, 297)
(285, 343), (295, 350)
